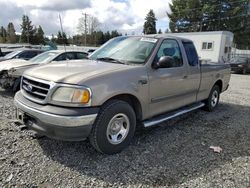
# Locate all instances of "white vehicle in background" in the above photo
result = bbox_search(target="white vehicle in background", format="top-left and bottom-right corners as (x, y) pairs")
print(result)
(0, 49), (44, 62)
(0, 50), (88, 92)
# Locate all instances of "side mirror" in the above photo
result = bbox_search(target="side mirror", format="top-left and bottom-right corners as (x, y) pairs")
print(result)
(153, 56), (174, 69)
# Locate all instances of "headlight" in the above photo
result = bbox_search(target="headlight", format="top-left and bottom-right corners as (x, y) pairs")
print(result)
(238, 64), (243, 67)
(51, 87), (91, 104)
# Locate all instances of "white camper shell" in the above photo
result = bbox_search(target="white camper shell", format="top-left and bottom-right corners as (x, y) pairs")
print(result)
(168, 31), (234, 63)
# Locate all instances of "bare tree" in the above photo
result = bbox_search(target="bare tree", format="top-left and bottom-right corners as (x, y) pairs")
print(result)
(77, 13), (100, 46)
(88, 16), (99, 34)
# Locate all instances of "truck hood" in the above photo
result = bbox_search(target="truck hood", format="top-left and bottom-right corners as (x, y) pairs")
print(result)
(0, 59), (35, 71)
(24, 60), (134, 84)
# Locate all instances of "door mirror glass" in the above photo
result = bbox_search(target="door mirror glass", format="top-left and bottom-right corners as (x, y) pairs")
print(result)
(154, 56), (174, 69)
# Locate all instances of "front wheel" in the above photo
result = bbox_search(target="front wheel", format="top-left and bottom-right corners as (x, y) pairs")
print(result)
(12, 78), (21, 92)
(89, 100), (136, 154)
(204, 85), (220, 112)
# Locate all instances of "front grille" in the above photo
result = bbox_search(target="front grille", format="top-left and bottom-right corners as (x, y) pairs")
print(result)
(22, 77), (50, 101)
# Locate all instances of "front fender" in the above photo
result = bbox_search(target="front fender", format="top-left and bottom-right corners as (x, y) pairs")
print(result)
(83, 66), (150, 119)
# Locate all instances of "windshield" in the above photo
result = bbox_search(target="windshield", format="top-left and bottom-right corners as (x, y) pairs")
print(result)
(4, 50), (22, 59)
(29, 51), (59, 64)
(89, 36), (157, 64)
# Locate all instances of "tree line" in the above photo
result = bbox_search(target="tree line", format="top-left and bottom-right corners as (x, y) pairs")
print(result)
(0, 14), (121, 46)
(1, 1), (249, 49)
(50, 30), (122, 46)
(0, 15), (47, 45)
(142, 0), (250, 49)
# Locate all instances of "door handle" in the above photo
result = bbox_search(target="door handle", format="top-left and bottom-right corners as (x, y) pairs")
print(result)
(138, 80), (148, 85)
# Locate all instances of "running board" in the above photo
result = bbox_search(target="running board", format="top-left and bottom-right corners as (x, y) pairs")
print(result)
(143, 102), (205, 128)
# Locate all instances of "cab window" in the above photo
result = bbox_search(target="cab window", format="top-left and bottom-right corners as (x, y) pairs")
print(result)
(154, 39), (183, 68)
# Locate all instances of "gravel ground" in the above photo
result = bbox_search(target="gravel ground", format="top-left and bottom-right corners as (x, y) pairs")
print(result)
(0, 74), (249, 188)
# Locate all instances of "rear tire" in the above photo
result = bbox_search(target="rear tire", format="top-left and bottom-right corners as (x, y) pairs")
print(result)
(89, 100), (136, 154)
(204, 85), (220, 112)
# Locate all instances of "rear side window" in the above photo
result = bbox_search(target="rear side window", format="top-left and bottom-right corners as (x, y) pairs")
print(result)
(182, 41), (199, 66)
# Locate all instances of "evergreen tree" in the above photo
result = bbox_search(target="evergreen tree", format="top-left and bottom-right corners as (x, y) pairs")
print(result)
(158, 29), (163, 34)
(51, 34), (56, 43)
(111, 30), (120, 38)
(62, 32), (68, 45)
(0, 26), (7, 43)
(6, 22), (16, 43)
(168, 0), (202, 32)
(56, 31), (63, 44)
(20, 15), (35, 43)
(165, 28), (170, 33)
(143, 9), (157, 34)
(96, 31), (105, 45)
(35, 25), (45, 44)
(104, 31), (111, 42)
(168, 0), (250, 48)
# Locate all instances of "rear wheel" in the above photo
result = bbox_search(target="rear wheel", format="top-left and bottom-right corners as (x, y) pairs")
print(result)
(89, 100), (136, 154)
(204, 85), (220, 112)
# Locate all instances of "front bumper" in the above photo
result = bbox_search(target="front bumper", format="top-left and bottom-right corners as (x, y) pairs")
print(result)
(14, 91), (99, 141)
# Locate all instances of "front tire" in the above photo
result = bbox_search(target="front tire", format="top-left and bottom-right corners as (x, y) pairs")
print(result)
(89, 100), (136, 154)
(204, 85), (220, 112)
(12, 78), (21, 92)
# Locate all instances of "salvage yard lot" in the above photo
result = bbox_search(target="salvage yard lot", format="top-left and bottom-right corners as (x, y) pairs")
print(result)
(0, 74), (249, 187)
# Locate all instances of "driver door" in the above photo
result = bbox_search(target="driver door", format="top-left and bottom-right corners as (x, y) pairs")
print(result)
(148, 39), (189, 117)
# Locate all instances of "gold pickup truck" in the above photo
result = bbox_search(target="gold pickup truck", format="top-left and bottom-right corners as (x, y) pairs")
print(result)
(14, 35), (231, 154)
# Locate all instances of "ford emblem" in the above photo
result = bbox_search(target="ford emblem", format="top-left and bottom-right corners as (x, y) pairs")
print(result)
(26, 84), (33, 92)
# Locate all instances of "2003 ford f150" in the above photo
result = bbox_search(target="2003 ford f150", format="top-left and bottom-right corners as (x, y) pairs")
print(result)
(14, 35), (231, 154)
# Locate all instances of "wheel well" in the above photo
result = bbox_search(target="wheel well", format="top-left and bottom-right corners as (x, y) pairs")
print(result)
(106, 94), (142, 121)
(214, 80), (223, 92)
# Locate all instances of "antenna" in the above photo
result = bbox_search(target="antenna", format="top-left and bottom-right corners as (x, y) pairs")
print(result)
(59, 13), (66, 52)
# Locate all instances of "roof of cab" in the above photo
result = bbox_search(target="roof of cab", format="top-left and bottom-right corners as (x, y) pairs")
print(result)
(129, 34), (194, 42)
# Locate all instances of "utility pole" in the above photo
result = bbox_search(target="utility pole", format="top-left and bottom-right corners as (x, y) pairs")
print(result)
(59, 14), (66, 52)
(84, 13), (88, 46)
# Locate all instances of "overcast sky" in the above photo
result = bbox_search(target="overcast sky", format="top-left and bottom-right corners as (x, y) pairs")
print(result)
(0, 0), (172, 36)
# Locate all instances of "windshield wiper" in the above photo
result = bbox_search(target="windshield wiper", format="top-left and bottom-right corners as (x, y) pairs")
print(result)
(96, 57), (125, 64)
